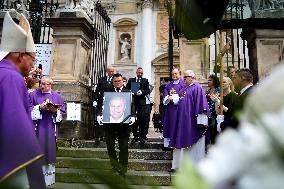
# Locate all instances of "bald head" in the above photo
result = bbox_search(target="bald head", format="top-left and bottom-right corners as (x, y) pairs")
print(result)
(107, 66), (115, 76)
(171, 68), (181, 81)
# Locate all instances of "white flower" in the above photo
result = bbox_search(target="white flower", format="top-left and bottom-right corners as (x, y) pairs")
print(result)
(198, 121), (271, 187)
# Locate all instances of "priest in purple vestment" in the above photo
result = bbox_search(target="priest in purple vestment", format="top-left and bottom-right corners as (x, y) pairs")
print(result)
(162, 68), (185, 149)
(29, 76), (66, 186)
(169, 70), (210, 171)
(0, 12), (46, 188)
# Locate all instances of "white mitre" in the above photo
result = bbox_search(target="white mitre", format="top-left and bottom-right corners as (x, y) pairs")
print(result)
(0, 11), (35, 61)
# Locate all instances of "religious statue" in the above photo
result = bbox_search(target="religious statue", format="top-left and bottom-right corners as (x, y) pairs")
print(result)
(120, 37), (131, 60)
(248, 0), (284, 17)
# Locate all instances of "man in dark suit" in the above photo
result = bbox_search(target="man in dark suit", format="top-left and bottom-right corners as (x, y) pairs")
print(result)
(233, 68), (254, 111)
(226, 68), (254, 129)
(126, 67), (150, 145)
(97, 73), (135, 178)
(93, 66), (115, 142)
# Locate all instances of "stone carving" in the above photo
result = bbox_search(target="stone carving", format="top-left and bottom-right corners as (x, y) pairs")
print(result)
(64, 0), (93, 16)
(119, 33), (131, 61)
(2, 0), (29, 18)
(247, 0), (284, 17)
(102, 2), (116, 14)
(142, 0), (153, 9)
(3, 0), (28, 12)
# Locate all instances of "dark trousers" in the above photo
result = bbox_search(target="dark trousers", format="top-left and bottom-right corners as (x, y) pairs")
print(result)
(144, 104), (152, 137)
(94, 123), (105, 139)
(132, 105), (147, 139)
(105, 125), (130, 174)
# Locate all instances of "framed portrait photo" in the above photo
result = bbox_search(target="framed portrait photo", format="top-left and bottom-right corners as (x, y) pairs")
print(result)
(102, 92), (132, 124)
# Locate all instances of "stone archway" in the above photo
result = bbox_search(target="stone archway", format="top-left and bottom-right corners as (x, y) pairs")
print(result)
(151, 52), (180, 112)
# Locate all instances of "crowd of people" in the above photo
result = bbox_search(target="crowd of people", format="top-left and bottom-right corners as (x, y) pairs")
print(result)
(0, 10), (257, 188)
(160, 67), (255, 173)
(91, 64), (255, 177)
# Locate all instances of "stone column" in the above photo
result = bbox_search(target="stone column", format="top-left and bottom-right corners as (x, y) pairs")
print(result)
(140, 0), (153, 83)
(242, 28), (284, 83)
(45, 10), (93, 139)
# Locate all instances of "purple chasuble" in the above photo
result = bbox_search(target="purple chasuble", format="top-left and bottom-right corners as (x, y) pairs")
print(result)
(0, 59), (44, 181)
(29, 89), (65, 164)
(163, 79), (185, 139)
(170, 82), (210, 149)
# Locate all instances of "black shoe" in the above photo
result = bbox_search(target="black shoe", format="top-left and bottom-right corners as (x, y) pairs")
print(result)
(162, 147), (173, 151)
(119, 172), (126, 180)
(139, 138), (145, 146)
(143, 136), (148, 140)
(94, 138), (100, 146)
(131, 137), (139, 144)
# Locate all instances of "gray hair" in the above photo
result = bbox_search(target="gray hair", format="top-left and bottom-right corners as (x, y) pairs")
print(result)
(41, 76), (53, 84)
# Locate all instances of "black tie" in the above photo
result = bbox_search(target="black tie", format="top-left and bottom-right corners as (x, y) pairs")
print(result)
(116, 88), (121, 92)
(137, 78), (141, 83)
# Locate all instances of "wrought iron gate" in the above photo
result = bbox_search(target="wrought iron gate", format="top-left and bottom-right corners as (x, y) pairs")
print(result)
(209, 0), (249, 76)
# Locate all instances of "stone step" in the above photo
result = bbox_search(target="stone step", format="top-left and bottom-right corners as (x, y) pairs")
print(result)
(57, 140), (163, 149)
(58, 147), (172, 160)
(56, 168), (172, 185)
(48, 182), (172, 189)
(57, 157), (171, 171)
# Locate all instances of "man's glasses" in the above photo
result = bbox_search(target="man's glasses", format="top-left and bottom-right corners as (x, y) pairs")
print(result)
(24, 53), (36, 62)
(184, 76), (193, 79)
(41, 83), (51, 86)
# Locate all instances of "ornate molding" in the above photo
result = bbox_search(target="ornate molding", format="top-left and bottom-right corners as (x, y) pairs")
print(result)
(157, 42), (179, 53)
(102, 2), (116, 14)
(142, 0), (153, 9)
(113, 18), (138, 27)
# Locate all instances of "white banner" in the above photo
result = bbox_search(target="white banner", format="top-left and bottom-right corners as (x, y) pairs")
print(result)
(35, 44), (52, 76)
(66, 102), (81, 121)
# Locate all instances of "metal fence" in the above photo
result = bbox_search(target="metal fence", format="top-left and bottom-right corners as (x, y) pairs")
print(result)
(209, 0), (249, 76)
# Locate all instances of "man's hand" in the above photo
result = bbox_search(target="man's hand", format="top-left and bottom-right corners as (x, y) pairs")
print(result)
(93, 101), (97, 107)
(136, 90), (142, 96)
(97, 115), (103, 125)
(129, 117), (136, 125)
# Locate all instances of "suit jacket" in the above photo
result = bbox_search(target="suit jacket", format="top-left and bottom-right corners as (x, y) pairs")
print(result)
(225, 85), (253, 130)
(94, 76), (113, 113)
(126, 77), (150, 106)
(236, 85), (253, 112)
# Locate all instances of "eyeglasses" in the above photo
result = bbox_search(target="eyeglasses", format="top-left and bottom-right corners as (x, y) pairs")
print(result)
(24, 53), (36, 62)
(41, 83), (51, 86)
(184, 76), (192, 78)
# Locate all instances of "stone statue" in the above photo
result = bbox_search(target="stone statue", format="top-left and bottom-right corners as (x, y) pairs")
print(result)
(120, 37), (131, 60)
(248, 0), (284, 17)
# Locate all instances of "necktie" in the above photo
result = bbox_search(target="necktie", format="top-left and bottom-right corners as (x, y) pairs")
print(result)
(116, 88), (121, 92)
(137, 78), (141, 83)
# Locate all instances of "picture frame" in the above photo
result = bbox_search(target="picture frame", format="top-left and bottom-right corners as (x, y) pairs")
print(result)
(102, 92), (132, 124)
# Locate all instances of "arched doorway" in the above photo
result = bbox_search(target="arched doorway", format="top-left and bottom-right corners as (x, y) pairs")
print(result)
(152, 52), (180, 112)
